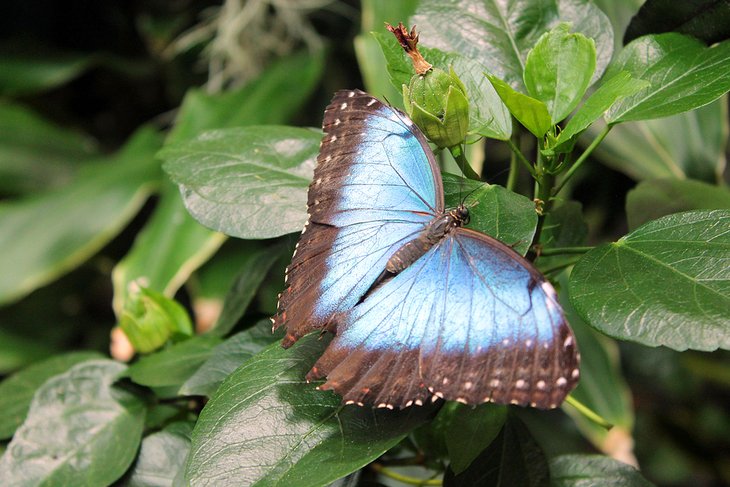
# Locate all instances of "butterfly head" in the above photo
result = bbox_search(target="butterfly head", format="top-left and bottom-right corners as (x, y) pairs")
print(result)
(449, 205), (470, 227)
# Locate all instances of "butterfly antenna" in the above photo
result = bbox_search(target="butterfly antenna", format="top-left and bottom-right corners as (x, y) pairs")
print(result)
(461, 183), (483, 208)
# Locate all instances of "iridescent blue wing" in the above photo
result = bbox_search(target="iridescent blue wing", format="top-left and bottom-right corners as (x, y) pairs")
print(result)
(274, 90), (443, 346)
(308, 228), (580, 409)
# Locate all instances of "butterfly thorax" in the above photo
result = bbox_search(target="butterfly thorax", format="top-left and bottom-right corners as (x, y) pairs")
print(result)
(386, 206), (470, 274)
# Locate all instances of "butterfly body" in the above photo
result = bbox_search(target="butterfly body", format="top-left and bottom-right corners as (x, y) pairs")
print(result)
(273, 90), (579, 409)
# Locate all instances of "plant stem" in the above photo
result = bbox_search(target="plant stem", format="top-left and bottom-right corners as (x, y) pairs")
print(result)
(372, 464), (442, 486)
(538, 246), (593, 256)
(505, 138), (537, 178)
(554, 124), (612, 196)
(565, 395), (613, 430)
(528, 142), (555, 261)
(506, 130), (521, 191)
(449, 144), (480, 180)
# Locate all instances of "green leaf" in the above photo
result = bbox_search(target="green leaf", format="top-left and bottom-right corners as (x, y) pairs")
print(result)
(185, 335), (431, 486)
(590, 96), (728, 182)
(624, 0), (730, 46)
(0, 360), (145, 486)
(0, 351), (103, 439)
(554, 72), (648, 150)
(127, 336), (222, 388)
(0, 101), (96, 194)
(550, 454), (655, 486)
(445, 403), (507, 474)
(0, 126), (162, 305)
(160, 126), (319, 239)
(412, 0), (614, 90)
(605, 34), (730, 123)
(442, 173), (537, 255)
(123, 421), (194, 487)
(180, 320), (283, 397)
(112, 179), (226, 317)
(524, 24), (596, 124)
(626, 178), (730, 230)
(208, 244), (287, 336)
(376, 33), (512, 140)
(569, 210), (730, 351)
(443, 414), (549, 487)
(167, 50), (324, 145)
(0, 48), (93, 96)
(486, 74), (553, 138)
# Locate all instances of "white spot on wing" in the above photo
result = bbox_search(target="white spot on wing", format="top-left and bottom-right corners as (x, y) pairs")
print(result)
(367, 98), (377, 106)
(556, 377), (567, 387)
(340, 102), (347, 110)
(464, 381), (473, 390)
(490, 379), (501, 388)
(572, 368), (580, 379)
(537, 380), (546, 390)
(515, 379), (527, 389)
(348, 91), (355, 97)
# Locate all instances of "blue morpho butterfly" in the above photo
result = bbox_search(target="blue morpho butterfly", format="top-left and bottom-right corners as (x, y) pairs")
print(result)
(273, 90), (579, 409)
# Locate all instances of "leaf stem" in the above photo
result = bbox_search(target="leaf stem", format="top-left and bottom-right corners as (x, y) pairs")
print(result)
(449, 144), (480, 180)
(565, 395), (614, 430)
(540, 257), (582, 276)
(372, 464), (442, 486)
(554, 124), (612, 196)
(528, 144), (555, 262)
(538, 246), (593, 256)
(505, 138), (537, 179)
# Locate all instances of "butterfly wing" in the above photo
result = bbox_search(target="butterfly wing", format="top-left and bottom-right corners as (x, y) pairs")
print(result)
(308, 228), (579, 409)
(274, 90), (444, 346)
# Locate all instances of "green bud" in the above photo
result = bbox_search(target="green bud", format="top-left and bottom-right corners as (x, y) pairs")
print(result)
(403, 66), (469, 149)
(119, 286), (193, 353)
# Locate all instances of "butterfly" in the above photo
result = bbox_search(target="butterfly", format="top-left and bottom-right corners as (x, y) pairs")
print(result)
(272, 89), (579, 409)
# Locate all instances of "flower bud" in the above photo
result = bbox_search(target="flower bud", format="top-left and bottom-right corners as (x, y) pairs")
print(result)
(119, 286), (193, 353)
(403, 66), (469, 148)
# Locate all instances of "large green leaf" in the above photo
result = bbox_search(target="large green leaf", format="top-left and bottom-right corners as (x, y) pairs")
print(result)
(569, 210), (730, 351)
(0, 351), (103, 439)
(605, 33), (730, 123)
(550, 454), (654, 486)
(185, 335), (431, 486)
(623, 0), (730, 46)
(0, 360), (145, 486)
(207, 244), (287, 336)
(123, 421), (194, 487)
(524, 24), (596, 124)
(443, 414), (549, 487)
(0, 101), (96, 194)
(0, 127), (162, 305)
(444, 403), (507, 474)
(126, 336), (222, 389)
(167, 50), (324, 145)
(442, 173), (538, 256)
(590, 96), (728, 182)
(376, 33), (512, 140)
(412, 0), (613, 91)
(112, 179), (226, 317)
(626, 178), (730, 230)
(553, 72), (648, 151)
(161, 126), (319, 239)
(180, 320), (283, 397)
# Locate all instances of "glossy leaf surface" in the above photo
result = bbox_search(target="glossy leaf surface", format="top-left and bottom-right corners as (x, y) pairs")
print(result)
(0, 360), (145, 486)
(570, 210), (730, 351)
(161, 127), (319, 239)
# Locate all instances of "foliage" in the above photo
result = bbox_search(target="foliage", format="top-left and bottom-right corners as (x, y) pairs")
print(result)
(0, 1), (728, 486)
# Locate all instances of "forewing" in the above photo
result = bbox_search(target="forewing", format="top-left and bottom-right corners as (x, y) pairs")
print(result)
(274, 90), (443, 346)
(309, 228), (579, 409)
